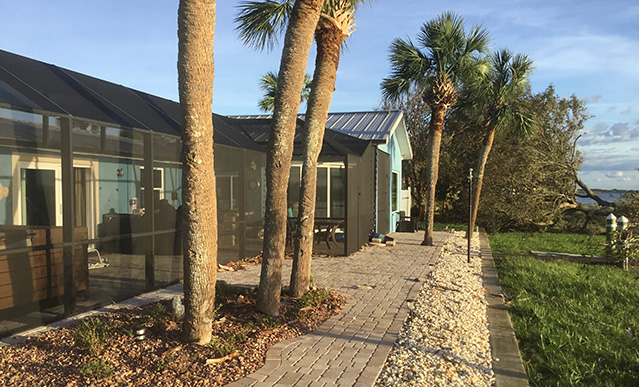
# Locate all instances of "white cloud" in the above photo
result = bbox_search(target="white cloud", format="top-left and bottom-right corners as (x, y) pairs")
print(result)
(605, 171), (624, 178)
(579, 121), (639, 145)
(622, 106), (633, 114)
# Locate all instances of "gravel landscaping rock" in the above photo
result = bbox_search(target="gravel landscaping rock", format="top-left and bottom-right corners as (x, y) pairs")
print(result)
(376, 231), (495, 386)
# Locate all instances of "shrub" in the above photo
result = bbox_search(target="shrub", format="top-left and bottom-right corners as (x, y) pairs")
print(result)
(209, 338), (235, 357)
(156, 354), (175, 372)
(261, 316), (281, 329)
(80, 360), (112, 380)
(299, 288), (329, 308)
(73, 318), (114, 356)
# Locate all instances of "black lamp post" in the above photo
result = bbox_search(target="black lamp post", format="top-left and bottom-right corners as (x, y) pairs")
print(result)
(467, 168), (473, 264)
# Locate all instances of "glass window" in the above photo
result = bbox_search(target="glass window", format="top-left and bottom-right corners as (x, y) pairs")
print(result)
(216, 175), (239, 211)
(287, 166), (301, 217)
(392, 171), (399, 212)
(316, 167), (328, 218)
(330, 168), (345, 218)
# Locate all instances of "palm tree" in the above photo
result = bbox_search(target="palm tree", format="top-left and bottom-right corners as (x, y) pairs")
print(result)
(236, 0), (360, 299)
(457, 49), (535, 237)
(237, 0), (324, 316)
(177, 0), (218, 344)
(258, 71), (312, 112)
(290, 0), (358, 297)
(381, 12), (489, 246)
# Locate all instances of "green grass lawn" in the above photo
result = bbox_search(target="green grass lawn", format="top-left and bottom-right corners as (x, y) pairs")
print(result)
(495, 256), (639, 386)
(488, 231), (606, 256)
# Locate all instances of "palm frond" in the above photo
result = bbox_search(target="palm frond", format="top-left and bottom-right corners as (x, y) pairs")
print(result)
(381, 38), (430, 102)
(258, 71), (312, 112)
(380, 77), (413, 103)
(235, 0), (294, 52)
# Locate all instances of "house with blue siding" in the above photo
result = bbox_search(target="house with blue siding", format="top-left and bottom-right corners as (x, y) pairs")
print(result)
(322, 111), (412, 234)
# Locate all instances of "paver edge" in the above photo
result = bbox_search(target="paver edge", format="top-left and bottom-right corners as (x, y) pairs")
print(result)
(479, 231), (529, 387)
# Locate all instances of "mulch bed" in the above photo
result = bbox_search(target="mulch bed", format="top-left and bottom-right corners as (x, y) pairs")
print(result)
(0, 287), (345, 386)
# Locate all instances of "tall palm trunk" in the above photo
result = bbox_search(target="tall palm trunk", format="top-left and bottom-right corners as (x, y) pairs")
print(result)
(422, 105), (446, 246)
(468, 128), (495, 238)
(257, 0), (323, 316)
(177, 0), (217, 344)
(290, 21), (345, 298)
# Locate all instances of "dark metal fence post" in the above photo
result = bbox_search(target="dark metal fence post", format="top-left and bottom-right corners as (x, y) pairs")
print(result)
(467, 168), (473, 264)
(61, 115), (75, 316)
(143, 132), (155, 291)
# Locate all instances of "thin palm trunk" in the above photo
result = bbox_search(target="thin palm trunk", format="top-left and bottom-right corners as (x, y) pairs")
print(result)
(177, 0), (217, 344)
(468, 128), (495, 238)
(422, 105), (445, 246)
(290, 22), (344, 298)
(257, 0), (323, 316)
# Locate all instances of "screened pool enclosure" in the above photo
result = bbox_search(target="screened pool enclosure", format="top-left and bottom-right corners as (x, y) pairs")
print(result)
(0, 49), (379, 337)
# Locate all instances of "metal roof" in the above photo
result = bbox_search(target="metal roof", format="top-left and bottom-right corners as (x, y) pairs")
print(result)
(231, 111), (402, 142)
(230, 117), (369, 156)
(231, 110), (413, 160)
(318, 111), (403, 141)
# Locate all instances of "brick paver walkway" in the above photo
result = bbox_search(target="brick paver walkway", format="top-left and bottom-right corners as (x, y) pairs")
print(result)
(223, 231), (447, 387)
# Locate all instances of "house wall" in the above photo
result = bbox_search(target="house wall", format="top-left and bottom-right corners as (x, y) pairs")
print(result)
(0, 149), (12, 225)
(378, 132), (403, 233)
(97, 158), (181, 218)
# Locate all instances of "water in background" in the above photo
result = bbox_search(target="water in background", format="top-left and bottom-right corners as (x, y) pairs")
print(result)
(576, 191), (626, 205)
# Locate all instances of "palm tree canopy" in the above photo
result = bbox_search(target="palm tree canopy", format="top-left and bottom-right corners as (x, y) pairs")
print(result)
(235, 0), (295, 52)
(235, 0), (363, 52)
(381, 11), (490, 106)
(457, 48), (536, 137)
(258, 71), (312, 112)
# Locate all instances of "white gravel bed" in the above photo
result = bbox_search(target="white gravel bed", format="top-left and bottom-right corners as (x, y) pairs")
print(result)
(376, 231), (495, 386)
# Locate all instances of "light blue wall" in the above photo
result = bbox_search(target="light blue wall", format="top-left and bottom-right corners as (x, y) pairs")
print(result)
(98, 158), (138, 216)
(97, 158), (182, 219)
(378, 132), (403, 233)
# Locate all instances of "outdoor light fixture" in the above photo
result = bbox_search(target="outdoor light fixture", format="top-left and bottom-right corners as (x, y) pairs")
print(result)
(116, 168), (125, 177)
(135, 327), (146, 341)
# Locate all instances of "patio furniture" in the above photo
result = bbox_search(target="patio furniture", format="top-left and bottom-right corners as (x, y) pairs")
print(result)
(314, 218), (344, 249)
(396, 211), (417, 232)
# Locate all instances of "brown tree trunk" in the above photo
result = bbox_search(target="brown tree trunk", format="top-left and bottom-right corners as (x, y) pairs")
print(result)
(177, 0), (217, 344)
(468, 129), (495, 239)
(257, 0), (323, 316)
(290, 22), (345, 298)
(422, 105), (445, 246)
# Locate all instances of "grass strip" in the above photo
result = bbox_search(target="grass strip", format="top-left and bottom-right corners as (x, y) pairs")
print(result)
(495, 255), (639, 386)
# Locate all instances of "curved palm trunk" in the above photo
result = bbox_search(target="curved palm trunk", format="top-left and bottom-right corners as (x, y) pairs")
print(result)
(257, 0), (323, 316)
(468, 128), (495, 239)
(290, 23), (345, 298)
(177, 0), (217, 344)
(422, 105), (446, 246)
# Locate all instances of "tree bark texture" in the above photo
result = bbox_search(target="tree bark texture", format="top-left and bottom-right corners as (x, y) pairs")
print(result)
(257, 0), (323, 316)
(177, 0), (217, 344)
(290, 22), (345, 298)
(422, 105), (446, 246)
(468, 129), (495, 239)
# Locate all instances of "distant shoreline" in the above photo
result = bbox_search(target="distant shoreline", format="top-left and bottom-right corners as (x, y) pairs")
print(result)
(576, 190), (636, 205)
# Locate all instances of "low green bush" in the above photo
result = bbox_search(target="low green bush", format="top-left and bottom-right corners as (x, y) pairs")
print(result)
(80, 360), (112, 380)
(299, 288), (329, 308)
(73, 318), (115, 356)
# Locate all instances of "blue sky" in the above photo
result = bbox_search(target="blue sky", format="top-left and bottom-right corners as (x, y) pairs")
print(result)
(1, 0), (638, 189)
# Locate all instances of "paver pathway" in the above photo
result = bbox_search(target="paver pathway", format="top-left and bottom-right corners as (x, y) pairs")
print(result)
(223, 231), (447, 387)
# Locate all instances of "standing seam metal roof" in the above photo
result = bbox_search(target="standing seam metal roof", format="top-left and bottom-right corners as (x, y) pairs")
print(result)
(231, 111), (404, 143)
